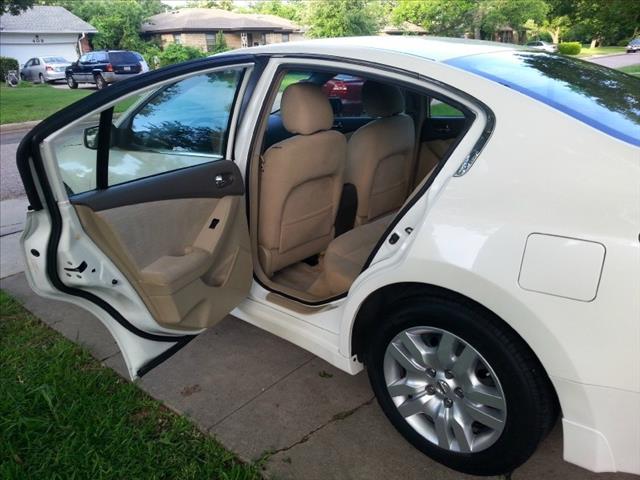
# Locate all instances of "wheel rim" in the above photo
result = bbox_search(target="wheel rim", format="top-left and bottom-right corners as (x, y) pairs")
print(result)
(67, 77), (73, 86)
(383, 326), (507, 453)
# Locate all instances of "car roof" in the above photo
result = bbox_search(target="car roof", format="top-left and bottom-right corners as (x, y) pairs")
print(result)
(241, 36), (520, 63)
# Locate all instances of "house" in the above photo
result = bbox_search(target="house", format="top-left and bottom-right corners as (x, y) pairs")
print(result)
(380, 22), (427, 36)
(141, 8), (304, 52)
(0, 6), (96, 66)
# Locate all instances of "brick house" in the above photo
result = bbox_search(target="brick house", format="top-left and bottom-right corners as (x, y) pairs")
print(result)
(140, 8), (304, 52)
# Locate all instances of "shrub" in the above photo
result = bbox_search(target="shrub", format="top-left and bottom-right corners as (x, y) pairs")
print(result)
(558, 42), (582, 55)
(209, 30), (230, 54)
(158, 43), (206, 67)
(0, 56), (19, 80)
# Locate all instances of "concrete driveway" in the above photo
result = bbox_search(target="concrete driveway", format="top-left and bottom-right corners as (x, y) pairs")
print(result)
(587, 52), (640, 68)
(0, 112), (636, 480)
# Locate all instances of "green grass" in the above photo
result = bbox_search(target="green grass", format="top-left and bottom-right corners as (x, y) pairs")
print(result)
(431, 102), (464, 117)
(0, 83), (92, 124)
(575, 46), (626, 58)
(618, 64), (640, 75)
(0, 290), (262, 480)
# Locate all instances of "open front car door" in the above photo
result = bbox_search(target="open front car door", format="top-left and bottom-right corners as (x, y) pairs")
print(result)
(17, 55), (258, 379)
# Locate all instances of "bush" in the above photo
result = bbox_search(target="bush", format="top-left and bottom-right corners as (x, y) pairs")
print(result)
(0, 56), (19, 80)
(558, 42), (582, 55)
(209, 30), (230, 54)
(158, 43), (206, 67)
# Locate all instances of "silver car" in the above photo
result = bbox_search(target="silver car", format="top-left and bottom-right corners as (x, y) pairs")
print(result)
(20, 56), (71, 83)
(525, 40), (558, 52)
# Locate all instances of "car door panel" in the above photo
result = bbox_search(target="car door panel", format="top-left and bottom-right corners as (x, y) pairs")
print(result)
(17, 55), (259, 378)
(72, 161), (251, 330)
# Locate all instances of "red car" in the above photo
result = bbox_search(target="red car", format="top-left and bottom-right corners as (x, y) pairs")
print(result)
(322, 74), (364, 116)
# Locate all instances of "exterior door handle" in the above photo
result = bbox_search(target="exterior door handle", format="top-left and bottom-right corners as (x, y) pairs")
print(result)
(215, 173), (234, 188)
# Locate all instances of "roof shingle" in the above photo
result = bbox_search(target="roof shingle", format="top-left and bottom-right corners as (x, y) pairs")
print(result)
(0, 6), (97, 34)
(141, 8), (300, 33)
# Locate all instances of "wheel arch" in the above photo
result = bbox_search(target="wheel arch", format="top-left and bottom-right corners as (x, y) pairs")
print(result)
(350, 282), (559, 407)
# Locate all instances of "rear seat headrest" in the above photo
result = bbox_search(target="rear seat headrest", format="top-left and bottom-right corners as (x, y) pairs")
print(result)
(362, 81), (404, 117)
(281, 83), (334, 135)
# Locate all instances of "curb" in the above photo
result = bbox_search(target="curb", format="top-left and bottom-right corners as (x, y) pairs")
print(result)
(0, 120), (40, 134)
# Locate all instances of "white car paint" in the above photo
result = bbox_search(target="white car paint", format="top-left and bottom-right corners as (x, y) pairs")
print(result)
(19, 37), (640, 475)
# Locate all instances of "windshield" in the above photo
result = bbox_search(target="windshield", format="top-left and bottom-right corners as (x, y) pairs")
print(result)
(42, 56), (68, 63)
(447, 51), (640, 146)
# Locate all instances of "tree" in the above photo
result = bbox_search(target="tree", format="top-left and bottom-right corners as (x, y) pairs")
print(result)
(187, 0), (234, 10)
(390, 0), (475, 37)
(37, 0), (166, 50)
(1, 0), (34, 15)
(249, 0), (304, 22)
(305, 0), (381, 38)
(210, 30), (229, 54)
(158, 43), (206, 67)
(480, 0), (549, 42)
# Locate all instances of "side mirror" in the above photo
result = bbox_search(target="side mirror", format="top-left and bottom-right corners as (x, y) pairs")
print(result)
(83, 126), (99, 149)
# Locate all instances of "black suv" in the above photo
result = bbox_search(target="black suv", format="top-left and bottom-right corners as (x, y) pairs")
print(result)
(66, 50), (143, 90)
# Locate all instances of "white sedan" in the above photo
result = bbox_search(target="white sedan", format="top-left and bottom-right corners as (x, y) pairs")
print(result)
(16, 36), (639, 477)
(525, 40), (558, 52)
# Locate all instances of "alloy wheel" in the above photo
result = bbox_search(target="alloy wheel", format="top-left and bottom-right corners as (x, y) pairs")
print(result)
(383, 326), (507, 453)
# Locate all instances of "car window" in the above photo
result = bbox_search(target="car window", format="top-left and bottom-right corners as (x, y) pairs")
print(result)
(24, 59), (32, 67)
(50, 68), (245, 194)
(107, 69), (243, 186)
(43, 56), (68, 63)
(109, 51), (138, 64)
(93, 52), (109, 63)
(322, 74), (366, 118)
(33, 58), (40, 66)
(78, 54), (88, 63)
(429, 98), (464, 118)
(447, 50), (640, 146)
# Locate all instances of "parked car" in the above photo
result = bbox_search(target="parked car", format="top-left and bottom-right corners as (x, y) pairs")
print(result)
(525, 40), (558, 52)
(65, 50), (143, 90)
(133, 51), (150, 72)
(20, 56), (71, 83)
(17, 37), (639, 477)
(321, 73), (364, 115)
(626, 38), (640, 53)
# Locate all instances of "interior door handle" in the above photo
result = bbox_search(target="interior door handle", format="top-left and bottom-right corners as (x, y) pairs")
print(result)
(214, 173), (234, 188)
(434, 125), (451, 134)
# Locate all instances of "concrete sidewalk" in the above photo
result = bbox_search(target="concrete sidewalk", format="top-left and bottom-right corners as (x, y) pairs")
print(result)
(0, 197), (634, 480)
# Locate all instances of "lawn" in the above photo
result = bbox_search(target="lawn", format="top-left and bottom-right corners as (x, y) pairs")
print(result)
(0, 83), (92, 125)
(0, 290), (262, 480)
(576, 46), (626, 58)
(618, 64), (640, 75)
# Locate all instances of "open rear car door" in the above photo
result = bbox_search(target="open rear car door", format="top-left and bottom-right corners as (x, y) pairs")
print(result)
(17, 55), (260, 379)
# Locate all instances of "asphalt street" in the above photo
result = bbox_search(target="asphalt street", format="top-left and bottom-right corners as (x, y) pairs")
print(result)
(589, 52), (640, 68)
(0, 129), (27, 200)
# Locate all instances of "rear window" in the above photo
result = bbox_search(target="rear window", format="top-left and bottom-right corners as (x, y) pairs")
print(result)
(109, 51), (139, 64)
(447, 51), (640, 146)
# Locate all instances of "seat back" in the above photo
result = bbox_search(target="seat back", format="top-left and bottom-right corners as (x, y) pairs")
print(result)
(258, 83), (346, 276)
(347, 81), (415, 225)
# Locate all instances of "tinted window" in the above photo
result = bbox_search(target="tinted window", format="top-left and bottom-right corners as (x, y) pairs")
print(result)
(430, 98), (464, 118)
(43, 56), (68, 63)
(93, 52), (109, 62)
(109, 51), (138, 64)
(447, 51), (640, 146)
(126, 70), (241, 156)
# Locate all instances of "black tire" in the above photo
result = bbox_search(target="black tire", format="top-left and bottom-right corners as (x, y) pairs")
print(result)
(94, 73), (106, 90)
(365, 295), (558, 476)
(66, 75), (78, 89)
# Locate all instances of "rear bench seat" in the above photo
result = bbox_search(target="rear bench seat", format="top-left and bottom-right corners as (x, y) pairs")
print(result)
(323, 214), (393, 295)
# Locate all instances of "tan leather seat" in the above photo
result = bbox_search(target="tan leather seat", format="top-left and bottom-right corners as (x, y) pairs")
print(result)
(323, 214), (393, 295)
(346, 81), (415, 225)
(258, 83), (347, 277)
(413, 138), (454, 188)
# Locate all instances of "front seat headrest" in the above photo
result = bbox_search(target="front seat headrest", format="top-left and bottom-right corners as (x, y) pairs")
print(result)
(362, 81), (404, 117)
(281, 83), (334, 135)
